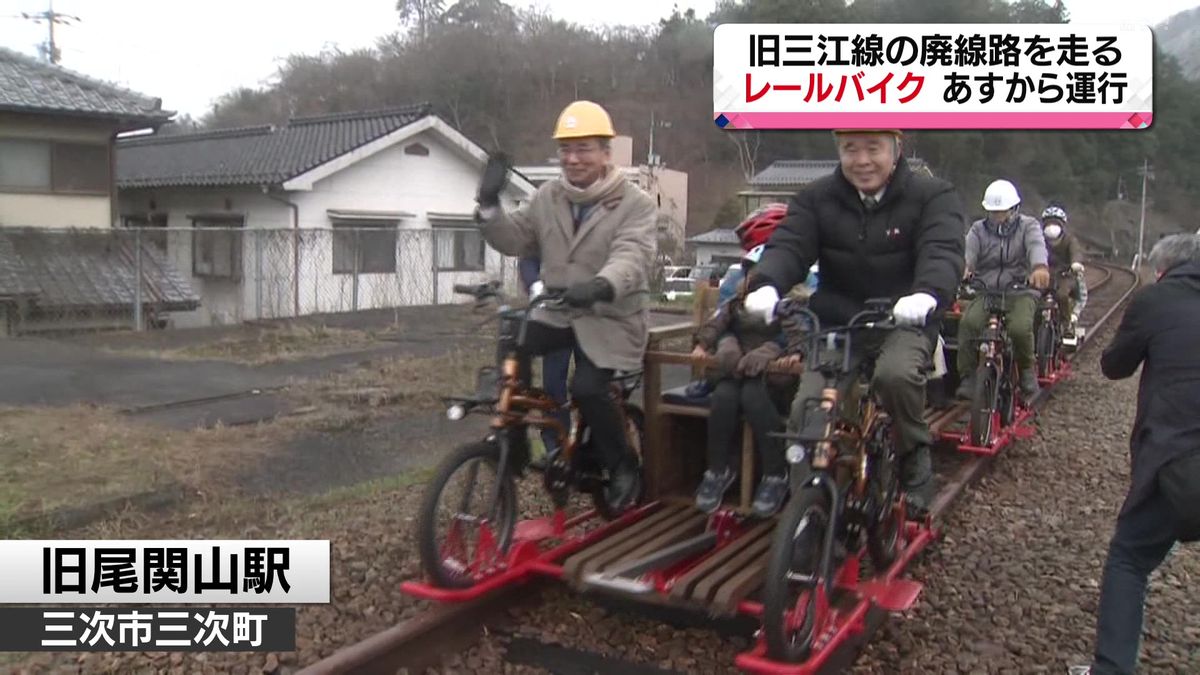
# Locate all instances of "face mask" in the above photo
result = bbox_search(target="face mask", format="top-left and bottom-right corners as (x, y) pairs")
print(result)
(1044, 223), (1063, 241)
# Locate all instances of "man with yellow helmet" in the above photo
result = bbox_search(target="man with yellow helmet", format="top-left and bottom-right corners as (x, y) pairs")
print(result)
(473, 100), (656, 512)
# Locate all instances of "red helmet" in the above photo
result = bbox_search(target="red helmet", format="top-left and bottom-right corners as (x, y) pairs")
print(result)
(735, 202), (787, 250)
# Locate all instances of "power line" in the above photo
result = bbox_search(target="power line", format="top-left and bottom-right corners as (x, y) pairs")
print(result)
(12, 0), (81, 64)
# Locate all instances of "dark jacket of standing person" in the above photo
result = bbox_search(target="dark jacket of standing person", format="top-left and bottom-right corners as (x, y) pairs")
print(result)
(1101, 257), (1200, 525)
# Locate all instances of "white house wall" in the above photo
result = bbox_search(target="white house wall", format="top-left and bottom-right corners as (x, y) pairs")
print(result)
(694, 243), (744, 266)
(295, 129), (519, 307)
(117, 127), (526, 327)
(118, 187), (287, 328)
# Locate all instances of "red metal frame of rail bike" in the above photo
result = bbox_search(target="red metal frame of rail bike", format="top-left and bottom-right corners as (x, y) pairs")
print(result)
(400, 503), (659, 603)
(734, 519), (938, 675)
(939, 403), (1038, 456)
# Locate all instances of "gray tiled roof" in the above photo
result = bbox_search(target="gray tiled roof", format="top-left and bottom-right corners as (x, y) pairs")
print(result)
(0, 234), (37, 298)
(0, 228), (199, 311)
(749, 157), (931, 188)
(116, 105), (433, 189)
(687, 228), (740, 245)
(0, 47), (169, 124)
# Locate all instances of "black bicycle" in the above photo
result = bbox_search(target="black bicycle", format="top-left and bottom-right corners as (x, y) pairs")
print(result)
(960, 278), (1029, 448)
(761, 299), (907, 662)
(415, 281), (645, 589)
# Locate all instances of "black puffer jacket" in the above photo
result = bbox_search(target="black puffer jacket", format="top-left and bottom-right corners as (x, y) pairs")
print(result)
(752, 158), (966, 333)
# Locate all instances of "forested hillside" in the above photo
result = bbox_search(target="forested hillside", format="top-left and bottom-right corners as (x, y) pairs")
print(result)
(191, 0), (1200, 254)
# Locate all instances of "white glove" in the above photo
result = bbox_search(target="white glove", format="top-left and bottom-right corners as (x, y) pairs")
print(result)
(892, 292), (938, 326)
(1071, 262), (1085, 274)
(744, 285), (781, 324)
(1070, 312), (1079, 325)
(529, 280), (545, 298)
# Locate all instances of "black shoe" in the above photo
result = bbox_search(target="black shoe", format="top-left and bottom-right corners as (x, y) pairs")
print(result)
(751, 474), (789, 518)
(1020, 367), (1040, 398)
(694, 468), (736, 514)
(604, 458), (641, 512)
(955, 374), (975, 400)
(900, 445), (934, 520)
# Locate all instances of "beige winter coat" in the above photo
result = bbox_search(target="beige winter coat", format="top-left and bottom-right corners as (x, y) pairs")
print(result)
(479, 175), (657, 372)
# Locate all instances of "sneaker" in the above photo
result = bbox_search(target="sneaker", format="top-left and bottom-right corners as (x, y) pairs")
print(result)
(955, 373), (975, 400)
(694, 468), (736, 514)
(900, 445), (934, 520)
(1019, 367), (1040, 398)
(751, 474), (789, 518)
(604, 458), (642, 512)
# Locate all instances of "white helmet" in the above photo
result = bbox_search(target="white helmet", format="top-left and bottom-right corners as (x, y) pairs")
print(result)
(982, 179), (1021, 211)
(1044, 223), (1064, 242)
(742, 244), (765, 265)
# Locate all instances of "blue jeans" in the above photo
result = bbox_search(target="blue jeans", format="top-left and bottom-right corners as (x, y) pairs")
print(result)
(1092, 489), (1178, 674)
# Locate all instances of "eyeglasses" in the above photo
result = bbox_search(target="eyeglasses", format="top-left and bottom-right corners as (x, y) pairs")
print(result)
(558, 144), (602, 159)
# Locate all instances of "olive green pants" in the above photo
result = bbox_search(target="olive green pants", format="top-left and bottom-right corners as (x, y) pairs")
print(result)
(788, 327), (932, 455)
(957, 294), (1037, 373)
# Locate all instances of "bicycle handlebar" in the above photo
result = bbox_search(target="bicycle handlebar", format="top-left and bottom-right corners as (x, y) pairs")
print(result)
(776, 297), (901, 376)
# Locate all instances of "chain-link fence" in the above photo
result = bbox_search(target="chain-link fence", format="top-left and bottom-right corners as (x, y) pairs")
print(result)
(0, 226), (518, 335)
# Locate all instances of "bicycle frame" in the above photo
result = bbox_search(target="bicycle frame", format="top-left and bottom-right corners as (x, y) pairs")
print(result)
(775, 301), (897, 582)
(445, 282), (639, 512)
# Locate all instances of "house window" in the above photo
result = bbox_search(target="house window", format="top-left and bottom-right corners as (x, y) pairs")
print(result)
(433, 224), (486, 272)
(191, 216), (244, 279)
(0, 139), (109, 194)
(121, 213), (168, 252)
(403, 143), (430, 156)
(332, 220), (397, 274)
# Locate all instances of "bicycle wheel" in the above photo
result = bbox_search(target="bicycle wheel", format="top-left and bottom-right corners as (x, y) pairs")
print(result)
(764, 486), (832, 662)
(591, 404), (646, 521)
(866, 418), (902, 571)
(416, 440), (517, 588)
(1036, 322), (1056, 378)
(969, 362), (999, 448)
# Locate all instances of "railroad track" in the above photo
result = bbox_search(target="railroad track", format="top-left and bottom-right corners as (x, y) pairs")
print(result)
(299, 263), (1142, 675)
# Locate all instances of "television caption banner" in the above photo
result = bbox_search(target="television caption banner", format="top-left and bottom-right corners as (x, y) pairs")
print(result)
(0, 607), (295, 652)
(0, 541), (330, 604)
(0, 605), (295, 648)
(712, 23), (1154, 130)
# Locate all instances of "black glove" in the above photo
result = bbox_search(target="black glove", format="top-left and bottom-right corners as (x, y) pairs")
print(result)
(563, 277), (615, 308)
(477, 152), (510, 207)
(737, 341), (783, 378)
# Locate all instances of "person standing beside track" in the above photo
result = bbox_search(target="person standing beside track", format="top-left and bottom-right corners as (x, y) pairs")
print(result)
(743, 128), (967, 518)
(1086, 233), (1200, 675)
(473, 100), (656, 512)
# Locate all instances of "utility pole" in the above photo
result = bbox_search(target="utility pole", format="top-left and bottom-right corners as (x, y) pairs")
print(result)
(16, 1), (80, 64)
(1133, 158), (1152, 270)
(647, 110), (672, 167)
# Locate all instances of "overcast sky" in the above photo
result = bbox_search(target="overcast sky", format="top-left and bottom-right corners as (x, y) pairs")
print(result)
(1, 0), (1195, 119)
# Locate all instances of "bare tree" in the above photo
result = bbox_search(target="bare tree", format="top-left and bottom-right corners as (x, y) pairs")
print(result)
(396, 0), (446, 43)
(727, 131), (762, 182)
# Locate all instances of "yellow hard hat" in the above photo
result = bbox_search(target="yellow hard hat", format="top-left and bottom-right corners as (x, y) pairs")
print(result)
(553, 100), (615, 140)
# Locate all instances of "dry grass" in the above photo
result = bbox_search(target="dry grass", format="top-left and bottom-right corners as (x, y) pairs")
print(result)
(131, 324), (385, 365)
(289, 342), (494, 414)
(0, 405), (303, 535)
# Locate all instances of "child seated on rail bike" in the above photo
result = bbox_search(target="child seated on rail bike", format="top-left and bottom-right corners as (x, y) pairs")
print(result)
(690, 243), (802, 518)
